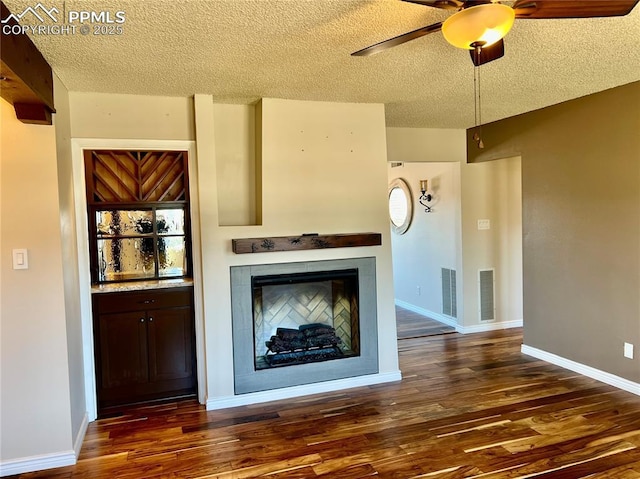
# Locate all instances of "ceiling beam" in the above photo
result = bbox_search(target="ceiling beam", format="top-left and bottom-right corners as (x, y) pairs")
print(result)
(0, 1), (55, 125)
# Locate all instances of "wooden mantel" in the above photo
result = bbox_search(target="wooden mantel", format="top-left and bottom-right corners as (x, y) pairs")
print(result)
(232, 233), (382, 254)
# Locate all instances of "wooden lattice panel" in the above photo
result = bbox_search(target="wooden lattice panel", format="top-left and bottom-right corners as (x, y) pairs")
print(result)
(85, 150), (188, 204)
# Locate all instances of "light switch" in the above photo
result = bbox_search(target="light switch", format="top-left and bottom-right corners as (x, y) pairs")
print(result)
(477, 219), (491, 230)
(12, 249), (28, 270)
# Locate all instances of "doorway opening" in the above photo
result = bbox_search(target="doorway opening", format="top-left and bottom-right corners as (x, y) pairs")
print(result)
(387, 158), (523, 338)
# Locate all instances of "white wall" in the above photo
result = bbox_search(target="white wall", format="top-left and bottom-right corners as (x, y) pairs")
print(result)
(0, 99), (74, 472)
(385, 127), (466, 325)
(388, 162), (461, 321)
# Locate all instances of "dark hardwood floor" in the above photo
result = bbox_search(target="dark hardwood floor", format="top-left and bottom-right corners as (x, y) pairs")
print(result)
(396, 305), (456, 339)
(14, 328), (640, 478)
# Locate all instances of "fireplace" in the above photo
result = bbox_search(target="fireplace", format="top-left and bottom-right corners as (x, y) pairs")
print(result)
(231, 258), (378, 394)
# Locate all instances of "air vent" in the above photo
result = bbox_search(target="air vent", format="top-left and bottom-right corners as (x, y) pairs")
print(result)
(479, 269), (495, 321)
(441, 268), (457, 318)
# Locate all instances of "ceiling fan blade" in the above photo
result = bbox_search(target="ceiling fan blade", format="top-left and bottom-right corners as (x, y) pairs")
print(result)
(351, 22), (443, 56)
(469, 39), (505, 66)
(513, 0), (639, 18)
(402, 0), (463, 10)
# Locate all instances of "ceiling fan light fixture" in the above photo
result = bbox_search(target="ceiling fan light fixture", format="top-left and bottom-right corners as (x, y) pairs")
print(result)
(442, 3), (515, 50)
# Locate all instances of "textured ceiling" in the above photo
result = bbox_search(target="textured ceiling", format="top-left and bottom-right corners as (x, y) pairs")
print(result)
(4, 0), (640, 128)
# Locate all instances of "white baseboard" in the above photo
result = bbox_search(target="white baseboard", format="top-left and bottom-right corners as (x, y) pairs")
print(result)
(521, 344), (640, 397)
(206, 371), (402, 410)
(459, 319), (523, 334)
(394, 300), (459, 330)
(73, 412), (89, 458)
(0, 411), (89, 477)
(0, 451), (76, 477)
(394, 300), (522, 334)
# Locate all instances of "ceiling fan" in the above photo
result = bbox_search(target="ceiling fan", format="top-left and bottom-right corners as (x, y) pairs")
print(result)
(352, 0), (640, 66)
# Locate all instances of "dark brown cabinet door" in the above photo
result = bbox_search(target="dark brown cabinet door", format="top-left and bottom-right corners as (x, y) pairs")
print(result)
(98, 311), (149, 390)
(93, 288), (196, 415)
(147, 307), (194, 383)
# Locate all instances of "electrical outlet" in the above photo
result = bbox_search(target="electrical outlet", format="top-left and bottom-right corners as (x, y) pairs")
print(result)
(416, 286), (421, 296)
(624, 342), (634, 359)
(477, 219), (490, 230)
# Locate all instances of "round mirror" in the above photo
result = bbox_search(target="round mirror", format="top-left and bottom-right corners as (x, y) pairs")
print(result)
(388, 178), (413, 235)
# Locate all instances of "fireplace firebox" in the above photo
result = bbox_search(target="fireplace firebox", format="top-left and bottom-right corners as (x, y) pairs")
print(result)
(252, 269), (360, 369)
(231, 258), (378, 394)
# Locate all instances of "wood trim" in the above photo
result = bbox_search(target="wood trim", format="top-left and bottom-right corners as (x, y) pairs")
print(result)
(231, 233), (382, 254)
(0, 1), (55, 125)
(13, 102), (53, 125)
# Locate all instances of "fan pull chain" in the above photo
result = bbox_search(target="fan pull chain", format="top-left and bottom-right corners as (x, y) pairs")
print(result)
(473, 49), (485, 149)
(474, 66), (478, 127)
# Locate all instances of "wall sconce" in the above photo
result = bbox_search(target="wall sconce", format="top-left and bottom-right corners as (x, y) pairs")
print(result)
(419, 179), (433, 213)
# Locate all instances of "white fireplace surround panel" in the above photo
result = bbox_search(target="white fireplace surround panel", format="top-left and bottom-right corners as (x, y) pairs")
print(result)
(231, 257), (379, 394)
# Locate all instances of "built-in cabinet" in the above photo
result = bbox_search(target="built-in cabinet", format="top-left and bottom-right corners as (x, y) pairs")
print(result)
(92, 286), (196, 415)
(84, 148), (197, 416)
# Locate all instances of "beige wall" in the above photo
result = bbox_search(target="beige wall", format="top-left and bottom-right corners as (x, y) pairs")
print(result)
(194, 97), (399, 402)
(387, 128), (466, 163)
(468, 81), (640, 383)
(214, 104), (258, 226)
(460, 157), (523, 328)
(54, 76), (87, 446)
(260, 99), (391, 232)
(69, 92), (195, 141)
(0, 99), (73, 462)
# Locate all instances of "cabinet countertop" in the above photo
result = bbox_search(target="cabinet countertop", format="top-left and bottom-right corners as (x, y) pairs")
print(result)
(91, 278), (193, 294)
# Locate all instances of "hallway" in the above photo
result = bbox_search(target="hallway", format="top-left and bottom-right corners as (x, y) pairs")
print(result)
(395, 305), (456, 339)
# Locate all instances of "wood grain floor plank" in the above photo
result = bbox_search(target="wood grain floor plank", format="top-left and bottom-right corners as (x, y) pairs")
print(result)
(311, 447), (406, 476)
(395, 306), (455, 339)
(206, 454), (323, 479)
(584, 465), (640, 479)
(522, 446), (640, 479)
(10, 328), (640, 479)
